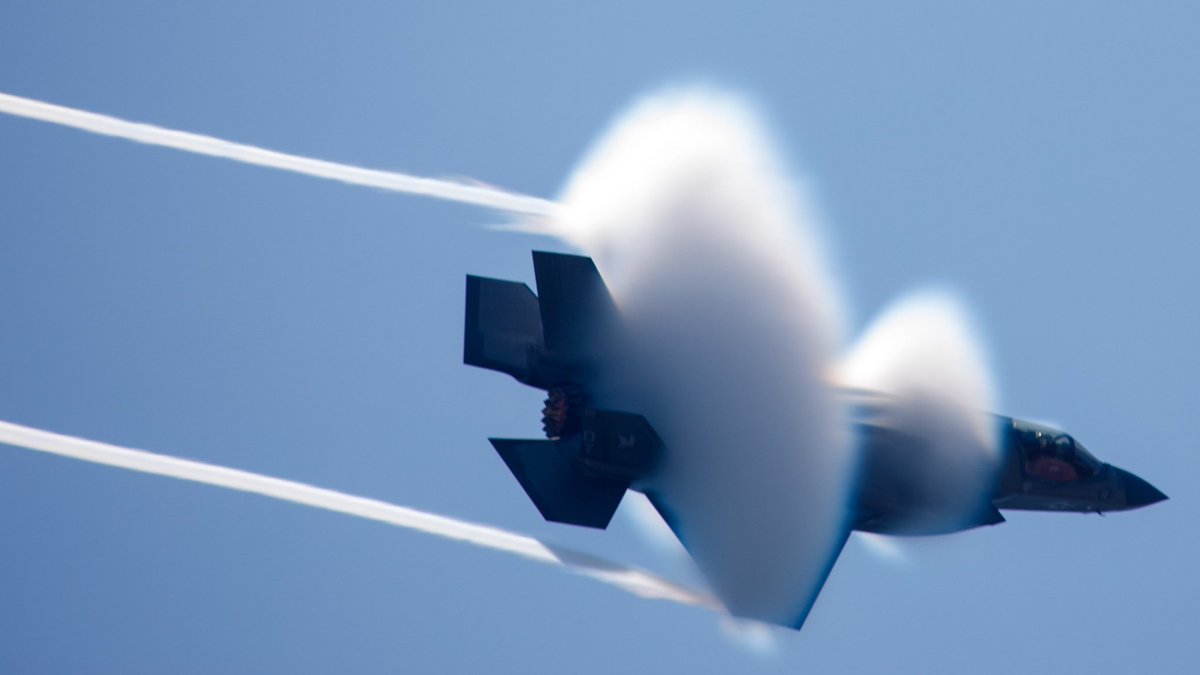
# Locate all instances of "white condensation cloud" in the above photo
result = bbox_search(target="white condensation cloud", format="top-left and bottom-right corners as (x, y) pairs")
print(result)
(553, 88), (854, 626)
(840, 290), (1001, 531)
(841, 290), (996, 426)
(852, 531), (911, 565)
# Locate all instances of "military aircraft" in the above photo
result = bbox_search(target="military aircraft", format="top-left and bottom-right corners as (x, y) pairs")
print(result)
(464, 250), (1167, 630)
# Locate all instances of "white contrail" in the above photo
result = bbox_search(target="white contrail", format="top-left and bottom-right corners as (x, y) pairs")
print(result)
(0, 92), (559, 217)
(0, 419), (716, 612)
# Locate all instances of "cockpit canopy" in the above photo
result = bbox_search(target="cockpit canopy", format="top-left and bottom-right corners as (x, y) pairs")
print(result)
(1013, 422), (1103, 483)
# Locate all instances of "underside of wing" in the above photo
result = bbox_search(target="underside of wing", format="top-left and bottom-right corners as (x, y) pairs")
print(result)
(643, 489), (850, 630)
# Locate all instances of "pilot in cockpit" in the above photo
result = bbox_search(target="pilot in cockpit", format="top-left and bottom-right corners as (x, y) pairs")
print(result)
(1018, 427), (1099, 483)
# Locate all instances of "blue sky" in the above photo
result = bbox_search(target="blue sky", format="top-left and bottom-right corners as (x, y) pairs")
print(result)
(1, 2), (1196, 673)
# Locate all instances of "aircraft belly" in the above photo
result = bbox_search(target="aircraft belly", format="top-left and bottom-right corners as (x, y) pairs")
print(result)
(851, 418), (1004, 535)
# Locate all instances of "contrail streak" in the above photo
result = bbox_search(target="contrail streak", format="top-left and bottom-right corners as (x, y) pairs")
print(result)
(0, 419), (715, 611)
(0, 92), (559, 217)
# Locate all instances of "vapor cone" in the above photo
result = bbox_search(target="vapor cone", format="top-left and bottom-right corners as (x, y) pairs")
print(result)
(553, 89), (853, 626)
(841, 291), (1000, 532)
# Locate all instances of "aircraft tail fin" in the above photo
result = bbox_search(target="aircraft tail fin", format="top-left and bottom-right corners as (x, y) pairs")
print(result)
(463, 275), (544, 383)
(490, 438), (629, 529)
(531, 251), (620, 355)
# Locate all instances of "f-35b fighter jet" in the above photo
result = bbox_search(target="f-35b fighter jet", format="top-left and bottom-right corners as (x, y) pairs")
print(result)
(464, 251), (1167, 630)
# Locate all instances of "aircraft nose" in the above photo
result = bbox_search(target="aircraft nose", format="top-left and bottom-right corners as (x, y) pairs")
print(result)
(1113, 467), (1168, 508)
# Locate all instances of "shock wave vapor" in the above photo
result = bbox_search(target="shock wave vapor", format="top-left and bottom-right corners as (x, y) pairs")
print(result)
(465, 250), (1167, 630)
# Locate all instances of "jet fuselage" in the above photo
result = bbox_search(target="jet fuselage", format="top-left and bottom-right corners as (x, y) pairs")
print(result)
(852, 404), (1166, 536)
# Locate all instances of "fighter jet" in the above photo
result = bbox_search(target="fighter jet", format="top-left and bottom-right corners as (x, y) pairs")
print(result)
(464, 250), (1167, 629)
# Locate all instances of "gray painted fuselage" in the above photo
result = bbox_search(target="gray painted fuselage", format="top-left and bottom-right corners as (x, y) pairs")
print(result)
(851, 394), (1166, 536)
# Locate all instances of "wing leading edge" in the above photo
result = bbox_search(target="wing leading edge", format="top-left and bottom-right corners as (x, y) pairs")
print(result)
(646, 491), (850, 629)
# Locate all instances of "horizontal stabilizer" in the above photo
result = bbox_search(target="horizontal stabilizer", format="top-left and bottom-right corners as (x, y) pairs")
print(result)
(464, 275), (543, 383)
(491, 438), (629, 529)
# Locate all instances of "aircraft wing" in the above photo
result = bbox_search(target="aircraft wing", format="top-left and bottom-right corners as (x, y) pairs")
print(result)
(645, 489), (850, 630)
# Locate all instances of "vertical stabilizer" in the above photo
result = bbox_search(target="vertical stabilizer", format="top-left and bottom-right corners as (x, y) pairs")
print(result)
(532, 251), (620, 356)
(464, 275), (543, 384)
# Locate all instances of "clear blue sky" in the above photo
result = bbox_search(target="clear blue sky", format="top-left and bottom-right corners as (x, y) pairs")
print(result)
(1, 2), (1196, 673)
